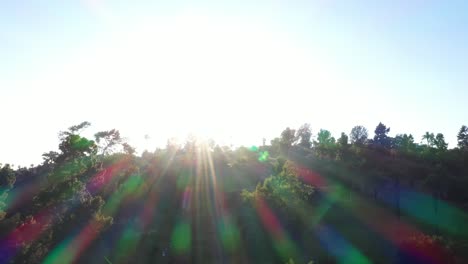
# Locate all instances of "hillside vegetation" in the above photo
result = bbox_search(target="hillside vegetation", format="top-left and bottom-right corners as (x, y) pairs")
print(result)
(1, 122), (468, 263)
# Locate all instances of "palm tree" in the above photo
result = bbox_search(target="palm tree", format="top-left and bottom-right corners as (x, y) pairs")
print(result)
(422, 132), (435, 147)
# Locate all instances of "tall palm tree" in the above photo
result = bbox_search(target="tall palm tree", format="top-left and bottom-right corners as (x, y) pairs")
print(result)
(422, 132), (435, 147)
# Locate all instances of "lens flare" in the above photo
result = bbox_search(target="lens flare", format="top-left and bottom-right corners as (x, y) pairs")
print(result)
(255, 197), (299, 261)
(171, 221), (192, 254)
(315, 224), (371, 264)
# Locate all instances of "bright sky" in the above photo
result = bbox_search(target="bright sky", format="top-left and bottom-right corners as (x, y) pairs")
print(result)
(1, 0), (467, 166)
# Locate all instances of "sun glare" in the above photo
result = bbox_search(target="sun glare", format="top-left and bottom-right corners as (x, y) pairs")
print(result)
(3, 1), (468, 263)
(87, 14), (333, 145)
(12, 11), (344, 154)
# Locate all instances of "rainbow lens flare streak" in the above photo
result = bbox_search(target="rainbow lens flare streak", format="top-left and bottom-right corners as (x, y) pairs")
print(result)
(315, 224), (371, 264)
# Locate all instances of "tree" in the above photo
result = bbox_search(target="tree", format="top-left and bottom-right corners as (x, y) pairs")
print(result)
(434, 133), (448, 151)
(350, 126), (368, 145)
(67, 121), (91, 134)
(0, 164), (16, 189)
(313, 129), (336, 158)
(122, 143), (136, 155)
(336, 132), (350, 161)
(295, 123), (312, 149)
(422, 132), (435, 147)
(280, 127), (296, 156)
(373, 122), (391, 148)
(337, 132), (349, 147)
(0, 164), (16, 220)
(42, 151), (59, 165)
(457, 125), (468, 150)
(394, 134), (416, 153)
(242, 160), (314, 218)
(315, 129), (335, 147)
(94, 129), (124, 155)
(269, 137), (281, 157)
(56, 122), (97, 163)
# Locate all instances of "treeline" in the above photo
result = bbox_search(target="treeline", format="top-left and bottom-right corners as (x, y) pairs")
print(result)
(0, 121), (467, 263)
(263, 123), (468, 204)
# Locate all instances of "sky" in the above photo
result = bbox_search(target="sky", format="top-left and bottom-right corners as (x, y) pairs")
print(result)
(1, 0), (467, 166)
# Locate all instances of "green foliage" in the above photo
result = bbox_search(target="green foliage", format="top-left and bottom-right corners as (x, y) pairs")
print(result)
(2, 122), (468, 263)
(57, 123), (97, 163)
(373, 122), (391, 148)
(0, 164), (15, 220)
(270, 137), (281, 157)
(296, 123), (312, 149)
(242, 161), (314, 218)
(422, 131), (435, 147)
(279, 127), (297, 157)
(350, 125), (368, 144)
(95, 129), (124, 155)
(313, 129), (336, 157)
(457, 125), (468, 150)
(434, 133), (448, 151)
(42, 151), (59, 165)
(0, 164), (16, 188)
(394, 134), (416, 153)
(122, 142), (136, 155)
(337, 132), (349, 147)
(68, 121), (91, 133)
(315, 129), (335, 147)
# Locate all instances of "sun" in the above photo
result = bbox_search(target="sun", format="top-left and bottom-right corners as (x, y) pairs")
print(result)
(33, 11), (334, 152)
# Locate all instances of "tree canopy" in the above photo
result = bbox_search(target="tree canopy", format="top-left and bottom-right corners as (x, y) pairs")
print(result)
(1, 122), (467, 264)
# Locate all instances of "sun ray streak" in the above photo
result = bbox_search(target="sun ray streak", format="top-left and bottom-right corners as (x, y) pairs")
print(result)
(254, 197), (300, 261)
